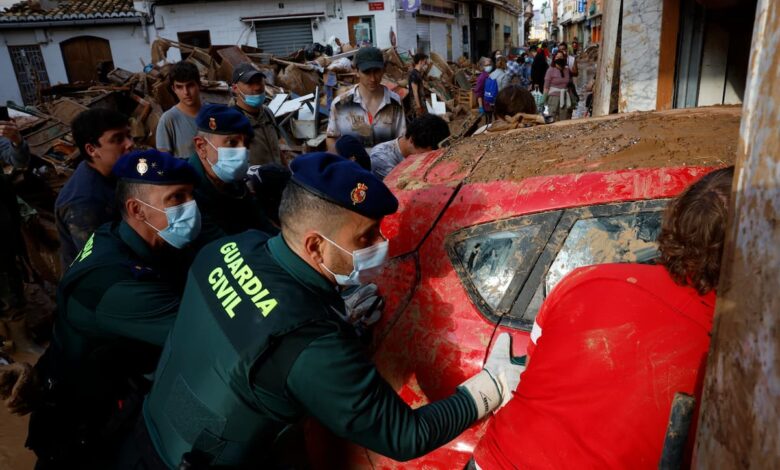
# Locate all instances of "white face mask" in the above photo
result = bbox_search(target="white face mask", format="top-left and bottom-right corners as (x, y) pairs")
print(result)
(319, 233), (389, 286)
(484, 65), (494, 72)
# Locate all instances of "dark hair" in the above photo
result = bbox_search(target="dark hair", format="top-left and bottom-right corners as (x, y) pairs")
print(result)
(71, 108), (129, 162)
(170, 61), (200, 84)
(413, 53), (429, 65)
(406, 114), (451, 150)
(530, 45), (538, 52)
(115, 180), (145, 217)
(658, 166), (734, 295)
(494, 85), (537, 119)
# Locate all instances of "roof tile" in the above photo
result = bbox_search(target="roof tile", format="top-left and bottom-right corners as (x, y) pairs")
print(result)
(0, 0), (143, 22)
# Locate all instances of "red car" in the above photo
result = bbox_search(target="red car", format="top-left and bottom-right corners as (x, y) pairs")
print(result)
(308, 107), (739, 469)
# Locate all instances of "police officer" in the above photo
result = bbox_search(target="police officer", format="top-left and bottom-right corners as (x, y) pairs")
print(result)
(13, 150), (202, 469)
(123, 153), (523, 468)
(189, 103), (276, 238)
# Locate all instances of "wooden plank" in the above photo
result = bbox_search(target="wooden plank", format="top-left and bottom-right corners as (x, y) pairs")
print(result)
(592, 0), (622, 117)
(693, 1), (780, 467)
(656, 0), (680, 110)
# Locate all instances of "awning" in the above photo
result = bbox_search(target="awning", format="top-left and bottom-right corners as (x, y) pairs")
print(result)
(241, 12), (325, 22)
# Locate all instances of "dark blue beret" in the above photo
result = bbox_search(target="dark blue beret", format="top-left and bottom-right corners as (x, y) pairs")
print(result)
(112, 149), (197, 185)
(335, 135), (371, 171)
(290, 152), (398, 219)
(196, 103), (252, 136)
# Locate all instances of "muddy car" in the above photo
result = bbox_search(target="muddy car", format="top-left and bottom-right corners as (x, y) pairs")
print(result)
(307, 106), (740, 469)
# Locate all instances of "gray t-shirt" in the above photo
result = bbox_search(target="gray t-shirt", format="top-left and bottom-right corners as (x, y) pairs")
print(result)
(369, 138), (404, 180)
(155, 106), (198, 158)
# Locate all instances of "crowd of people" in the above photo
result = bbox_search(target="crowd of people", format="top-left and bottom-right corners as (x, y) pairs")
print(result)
(472, 40), (583, 124)
(0, 43), (732, 470)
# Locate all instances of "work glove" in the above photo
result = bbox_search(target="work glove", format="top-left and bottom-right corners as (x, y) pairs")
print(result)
(478, 106), (485, 114)
(458, 333), (526, 419)
(342, 283), (384, 328)
(0, 361), (40, 415)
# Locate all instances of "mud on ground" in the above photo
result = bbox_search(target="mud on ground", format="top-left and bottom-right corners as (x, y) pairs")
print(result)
(0, 283), (54, 470)
(440, 106), (741, 183)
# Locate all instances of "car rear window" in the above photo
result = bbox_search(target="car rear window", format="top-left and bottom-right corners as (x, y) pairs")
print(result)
(447, 212), (561, 323)
(448, 200), (669, 331)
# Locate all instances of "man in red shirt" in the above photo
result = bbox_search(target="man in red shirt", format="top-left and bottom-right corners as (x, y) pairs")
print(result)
(473, 166), (734, 469)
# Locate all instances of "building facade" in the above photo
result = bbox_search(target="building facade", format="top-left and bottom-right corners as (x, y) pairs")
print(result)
(1, 0), (523, 106)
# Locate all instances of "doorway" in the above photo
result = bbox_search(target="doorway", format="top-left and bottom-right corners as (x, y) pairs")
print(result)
(60, 36), (113, 83)
(348, 16), (376, 46)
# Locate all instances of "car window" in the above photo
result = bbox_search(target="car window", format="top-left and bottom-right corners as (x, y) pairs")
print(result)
(545, 211), (662, 294)
(454, 226), (542, 310)
(505, 200), (669, 331)
(447, 212), (560, 322)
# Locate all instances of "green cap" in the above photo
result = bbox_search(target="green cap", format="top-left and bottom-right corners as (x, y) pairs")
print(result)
(353, 47), (385, 72)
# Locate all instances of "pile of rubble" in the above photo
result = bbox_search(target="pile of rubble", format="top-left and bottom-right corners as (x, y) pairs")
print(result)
(3, 38), (481, 282)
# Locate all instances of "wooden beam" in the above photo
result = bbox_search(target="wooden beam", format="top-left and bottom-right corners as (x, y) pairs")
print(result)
(693, 0), (780, 467)
(592, 0), (622, 116)
(656, 0), (680, 110)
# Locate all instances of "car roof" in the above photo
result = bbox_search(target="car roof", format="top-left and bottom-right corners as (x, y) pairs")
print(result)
(390, 106), (739, 190)
(383, 106), (740, 256)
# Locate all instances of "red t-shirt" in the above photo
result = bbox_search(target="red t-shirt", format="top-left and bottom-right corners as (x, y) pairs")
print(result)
(474, 263), (716, 470)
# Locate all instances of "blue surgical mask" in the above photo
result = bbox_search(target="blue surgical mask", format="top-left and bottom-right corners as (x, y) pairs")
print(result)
(206, 139), (249, 182)
(138, 199), (201, 249)
(319, 233), (389, 286)
(240, 89), (266, 108)
(484, 66), (493, 72)
(525, 57), (533, 64)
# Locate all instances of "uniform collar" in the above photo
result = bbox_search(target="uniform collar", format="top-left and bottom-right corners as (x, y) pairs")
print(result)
(188, 153), (246, 199)
(267, 235), (340, 298)
(117, 220), (155, 263)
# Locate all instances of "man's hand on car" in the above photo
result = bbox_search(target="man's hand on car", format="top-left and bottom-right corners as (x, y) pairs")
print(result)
(458, 333), (526, 419)
(342, 283), (384, 327)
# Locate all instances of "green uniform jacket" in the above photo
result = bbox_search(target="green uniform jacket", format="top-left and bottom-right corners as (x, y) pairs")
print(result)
(187, 154), (276, 240)
(28, 221), (194, 463)
(144, 232), (476, 467)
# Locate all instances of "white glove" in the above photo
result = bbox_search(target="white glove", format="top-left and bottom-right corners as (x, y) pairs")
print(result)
(459, 333), (526, 419)
(341, 283), (384, 327)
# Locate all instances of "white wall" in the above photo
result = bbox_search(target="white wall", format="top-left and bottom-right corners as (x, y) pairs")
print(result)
(428, 18), (448, 59)
(152, 0), (399, 61)
(395, 10), (417, 53)
(152, 0), (260, 61)
(0, 23), (150, 105)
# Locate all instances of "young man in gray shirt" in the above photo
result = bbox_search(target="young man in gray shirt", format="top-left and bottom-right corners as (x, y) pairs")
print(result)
(156, 61), (201, 158)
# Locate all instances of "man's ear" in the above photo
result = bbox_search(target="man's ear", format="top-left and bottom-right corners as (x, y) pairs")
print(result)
(84, 142), (98, 160)
(125, 198), (146, 222)
(193, 136), (208, 159)
(302, 230), (326, 265)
